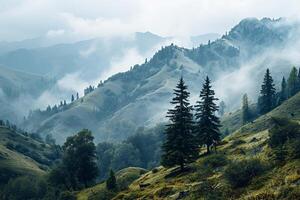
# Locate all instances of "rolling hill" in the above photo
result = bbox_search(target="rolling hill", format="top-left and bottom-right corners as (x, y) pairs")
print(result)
(0, 65), (54, 122)
(0, 125), (60, 186)
(93, 91), (300, 200)
(22, 18), (299, 144)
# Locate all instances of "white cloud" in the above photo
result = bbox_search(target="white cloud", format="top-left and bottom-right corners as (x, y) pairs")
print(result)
(46, 29), (65, 37)
(1, 0), (300, 41)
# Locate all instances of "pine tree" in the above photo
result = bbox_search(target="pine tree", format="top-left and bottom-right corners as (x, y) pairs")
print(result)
(106, 169), (117, 190)
(258, 69), (276, 114)
(195, 76), (221, 154)
(161, 77), (198, 171)
(279, 76), (287, 103)
(242, 94), (250, 125)
(218, 101), (226, 116)
(76, 92), (79, 100)
(288, 67), (298, 97)
(71, 94), (74, 102)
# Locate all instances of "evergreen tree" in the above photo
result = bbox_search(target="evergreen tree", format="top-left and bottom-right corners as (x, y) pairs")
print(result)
(258, 69), (276, 114)
(76, 92), (79, 100)
(218, 101), (226, 116)
(195, 76), (221, 154)
(288, 67), (298, 97)
(62, 129), (98, 189)
(64, 100), (67, 106)
(242, 94), (250, 125)
(279, 76), (287, 103)
(161, 77), (198, 171)
(106, 169), (117, 190)
(71, 95), (74, 102)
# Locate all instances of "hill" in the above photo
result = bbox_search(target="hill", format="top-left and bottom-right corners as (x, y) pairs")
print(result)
(77, 167), (148, 200)
(0, 126), (60, 186)
(0, 32), (167, 79)
(0, 65), (54, 122)
(105, 92), (300, 199)
(22, 18), (299, 143)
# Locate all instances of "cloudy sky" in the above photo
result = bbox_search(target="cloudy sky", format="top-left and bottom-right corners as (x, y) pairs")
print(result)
(1, 0), (300, 41)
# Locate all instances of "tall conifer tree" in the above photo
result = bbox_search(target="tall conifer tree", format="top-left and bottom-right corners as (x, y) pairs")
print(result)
(288, 67), (298, 97)
(242, 94), (250, 125)
(258, 68), (276, 114)
(195, 76), (221, 154)
(161, 77), (198, 171)
(279, 76), (287, 103)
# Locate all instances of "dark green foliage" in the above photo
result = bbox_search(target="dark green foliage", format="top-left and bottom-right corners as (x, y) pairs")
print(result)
(258, 68), (276, 114)
(268, 118), (300, 162)
(106, 170), (117, 190)
(58, 191), (76, 200)
(242, 93), (251, 125)
(287, 67), (298, 97)
(96, 125), (164, 180)
(268, 118), (300, 148)
(63, 129), (98, 188)
(1, 176), (47, 200)
(49, 129), (98, 190)
(231, 139), (246, 147)
(111, 143), (141, 171)
(279, 76), (288, 103)
(161, 77), (198, 170)
(224, 159), (265, 188)
(195, 76), (221, 153)
(202, 154), (228, 168)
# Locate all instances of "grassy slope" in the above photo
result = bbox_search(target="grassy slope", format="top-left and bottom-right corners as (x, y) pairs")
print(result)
(109, 93), (300, 199)
(0, 126), (57, 179)
(77, 167), (148, 200)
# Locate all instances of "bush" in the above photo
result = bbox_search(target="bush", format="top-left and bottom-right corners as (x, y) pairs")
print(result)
(202, 154), (228, 168)
(1, 176), (47, 200)
(224, 159), (265, 188)
(287, 140), (300, 159)
(231, 139), (246, 147)
(58, 191), (76, 200)
(268, 118), (300, 148)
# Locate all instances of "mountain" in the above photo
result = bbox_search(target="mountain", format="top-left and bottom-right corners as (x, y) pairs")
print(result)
(0, 125), (60, 187)
(22, 18), (299, 143)
(0, 32), (168, 79)
(190, 33), (221, 47)
(0, 65), (54, 122)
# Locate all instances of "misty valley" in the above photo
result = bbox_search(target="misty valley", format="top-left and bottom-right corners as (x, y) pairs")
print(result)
(0, 9), (300, 200)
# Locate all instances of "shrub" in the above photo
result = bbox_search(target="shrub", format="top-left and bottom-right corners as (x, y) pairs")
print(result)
(58, 191), (76, 200)
(287, 140), (300, 159)
(231, 139), (246, 147)
(224, 159), (265, 188)
(1, 176), (47, 200)
(152, 168), (159, 173)
(202, 154), (228, 168)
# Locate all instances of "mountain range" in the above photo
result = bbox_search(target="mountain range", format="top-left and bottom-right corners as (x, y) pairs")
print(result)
(17, 17), (300, 144)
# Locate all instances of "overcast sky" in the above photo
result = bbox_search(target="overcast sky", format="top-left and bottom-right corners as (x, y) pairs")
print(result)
(1, 0), (300, 41)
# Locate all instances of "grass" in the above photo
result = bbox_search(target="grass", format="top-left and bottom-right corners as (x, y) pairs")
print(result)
(0, 126), (58, 185)
(76, 167), (148, 200)
(110, 93), (300, 199)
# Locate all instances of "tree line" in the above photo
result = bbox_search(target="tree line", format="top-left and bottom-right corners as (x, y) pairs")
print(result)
(242, 66), (300, 124)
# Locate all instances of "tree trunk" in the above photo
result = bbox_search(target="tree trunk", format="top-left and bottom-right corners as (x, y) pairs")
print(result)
(207, 145), (210, 154)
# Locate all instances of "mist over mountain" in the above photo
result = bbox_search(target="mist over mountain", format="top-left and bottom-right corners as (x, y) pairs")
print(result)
(19, 17), (300, 144)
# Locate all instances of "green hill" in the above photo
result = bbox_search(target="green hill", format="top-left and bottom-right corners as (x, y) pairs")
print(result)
(77, 167), (148, 200)
(96, 93), (300, 200)
(0, 126), (60, 186)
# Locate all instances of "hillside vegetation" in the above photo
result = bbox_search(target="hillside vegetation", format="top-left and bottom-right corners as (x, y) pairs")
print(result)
(0, 126), (60, 186)
(96, 93), (300, 200)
